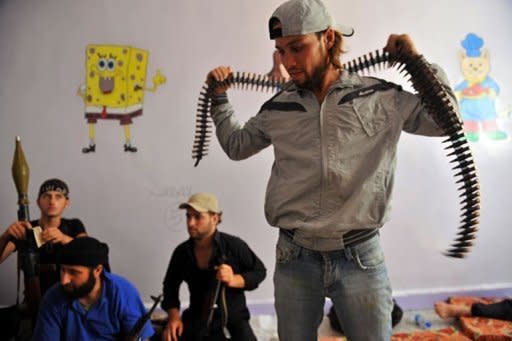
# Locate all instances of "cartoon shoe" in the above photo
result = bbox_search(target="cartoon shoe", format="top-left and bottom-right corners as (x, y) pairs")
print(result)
(82, 144), (96, 153)
(124, 144), (138, 152)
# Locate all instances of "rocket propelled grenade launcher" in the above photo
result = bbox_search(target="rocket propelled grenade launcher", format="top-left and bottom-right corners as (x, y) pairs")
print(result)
(12, 136), (41, 314)
(12, 136), (31, 222)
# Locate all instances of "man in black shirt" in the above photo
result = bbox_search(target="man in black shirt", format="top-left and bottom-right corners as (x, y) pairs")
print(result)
(0, 178), (87, 340)
(161, 192), (266, 341)
(0, 178), (87, 294)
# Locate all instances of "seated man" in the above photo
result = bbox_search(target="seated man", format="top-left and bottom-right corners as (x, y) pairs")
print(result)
(33, 236), (154, 340)
(161, 193), (266, 341)
(435, 298), (512, 322)
(0, 178), (87, 294)
(0, 178), (87, 340)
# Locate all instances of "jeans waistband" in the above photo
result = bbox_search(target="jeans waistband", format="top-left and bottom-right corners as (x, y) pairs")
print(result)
(280, 228), (378, 252)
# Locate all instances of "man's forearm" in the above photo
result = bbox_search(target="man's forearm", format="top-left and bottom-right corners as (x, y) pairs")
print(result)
(227, 274), (246, 289)
(167, 308), (181, 322)
(0, 232), (15, 264)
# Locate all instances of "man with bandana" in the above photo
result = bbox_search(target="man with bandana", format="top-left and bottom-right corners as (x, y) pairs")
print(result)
(0, 178), (87, 294)
(33, 236), (154, 340)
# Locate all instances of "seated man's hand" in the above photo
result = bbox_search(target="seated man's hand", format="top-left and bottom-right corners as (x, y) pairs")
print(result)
(162, 311), (183, 341)
(4, 221), (32, 241)
(41, 227), (72, 245)
(216, 264), (246, 288)
(216, 264), (235, 286)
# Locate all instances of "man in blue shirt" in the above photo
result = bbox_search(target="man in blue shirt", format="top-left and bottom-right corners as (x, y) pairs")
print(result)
(33, 236), (154, 340)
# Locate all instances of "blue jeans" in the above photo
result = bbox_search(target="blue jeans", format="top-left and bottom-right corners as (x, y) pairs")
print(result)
(274, 231), (393, 341)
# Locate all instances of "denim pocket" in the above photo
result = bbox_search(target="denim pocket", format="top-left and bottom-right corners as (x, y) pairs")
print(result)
(352, 236), (385, 270)
(275, 234), (301, 265)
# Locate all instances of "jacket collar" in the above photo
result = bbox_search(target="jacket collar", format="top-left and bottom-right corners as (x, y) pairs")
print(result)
(284, 69), (365, 95)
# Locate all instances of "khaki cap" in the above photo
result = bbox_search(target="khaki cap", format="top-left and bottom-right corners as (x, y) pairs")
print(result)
(179, 192), (221, 213)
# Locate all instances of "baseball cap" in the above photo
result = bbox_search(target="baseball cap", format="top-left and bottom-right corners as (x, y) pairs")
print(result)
(179, 192), (221, 213)
(269, 0), (354, 39)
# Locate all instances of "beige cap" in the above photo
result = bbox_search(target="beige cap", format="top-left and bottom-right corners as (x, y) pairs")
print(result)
(179, 192), (221, 213)
(268, 0), (354, 40)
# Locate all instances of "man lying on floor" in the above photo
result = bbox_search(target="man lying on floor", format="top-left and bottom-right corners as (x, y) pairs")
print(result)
(436, 298), (512, 321)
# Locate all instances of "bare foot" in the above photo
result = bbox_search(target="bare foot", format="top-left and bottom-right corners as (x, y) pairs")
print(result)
(435, 302), (471, 318)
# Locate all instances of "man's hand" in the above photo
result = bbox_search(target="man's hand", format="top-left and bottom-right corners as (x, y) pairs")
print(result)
(216, 264), (245, 288)
(385, 34), (419, 59)
(216, 264), (234, 285)
(4, 221), (32, 241)
(162, 314), (183, 341)
(41, 227), (72, 245)
(206, 66), (232, 95)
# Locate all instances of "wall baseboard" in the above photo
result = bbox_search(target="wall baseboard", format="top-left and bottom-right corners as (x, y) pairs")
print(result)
(393, 284), (512, 310)
(149, 284), (512, 316)
(245, 284), (512, 315)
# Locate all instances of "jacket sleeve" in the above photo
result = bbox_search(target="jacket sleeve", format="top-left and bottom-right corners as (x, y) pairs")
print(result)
(161, 249), (184, 311)
(210, 94), (271, 160)
(234, 239), (266, 291)
(400, 63), (459, 136)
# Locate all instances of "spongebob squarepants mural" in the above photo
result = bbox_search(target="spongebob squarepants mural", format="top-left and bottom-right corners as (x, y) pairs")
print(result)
(455, 33), (507, 142)
(77, 45), (166, 153)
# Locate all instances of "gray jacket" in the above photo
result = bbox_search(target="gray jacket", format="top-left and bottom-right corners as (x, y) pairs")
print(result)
(211, 67), (456, 239)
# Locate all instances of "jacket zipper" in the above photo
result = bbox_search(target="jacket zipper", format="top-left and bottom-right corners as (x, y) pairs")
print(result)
(319, 99), (328, 210)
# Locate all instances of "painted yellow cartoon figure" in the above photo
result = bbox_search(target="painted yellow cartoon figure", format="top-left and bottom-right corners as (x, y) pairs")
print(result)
(77, 44), (166, 153)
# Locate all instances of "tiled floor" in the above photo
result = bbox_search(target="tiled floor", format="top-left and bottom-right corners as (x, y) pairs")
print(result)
(250, 309), (456, 340)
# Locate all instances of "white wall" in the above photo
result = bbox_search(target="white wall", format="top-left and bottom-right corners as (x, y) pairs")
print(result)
(1, 0), (511, 306)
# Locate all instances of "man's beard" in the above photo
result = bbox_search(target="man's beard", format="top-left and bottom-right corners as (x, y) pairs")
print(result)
(189, 220), (214, 241)
(62, 270), (96, 300)
(303, 56), (330, 90)
(298, 45), (331, 91)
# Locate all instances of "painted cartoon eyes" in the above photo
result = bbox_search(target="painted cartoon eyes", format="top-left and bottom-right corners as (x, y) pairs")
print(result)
(97, 58), (116, 71)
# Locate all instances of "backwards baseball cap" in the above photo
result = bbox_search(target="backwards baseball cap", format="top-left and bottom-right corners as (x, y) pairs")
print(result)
(269, 0), (354, 40)
(179, 192), (221, 214)
(38, 178), (69, 198)
(57, 237), (109, 267)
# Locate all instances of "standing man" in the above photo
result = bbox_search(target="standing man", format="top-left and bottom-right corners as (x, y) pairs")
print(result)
(33, 236), (154, 340)
(0, 178), (87, 294)
(205, 0), (458, 339)
(161, 192), (266, 341)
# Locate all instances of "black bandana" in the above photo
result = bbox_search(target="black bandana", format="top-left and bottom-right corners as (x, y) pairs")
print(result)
(38, 178), (69, 198)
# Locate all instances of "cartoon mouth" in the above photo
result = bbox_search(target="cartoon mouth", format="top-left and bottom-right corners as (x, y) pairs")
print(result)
(99, 77), (115, 94)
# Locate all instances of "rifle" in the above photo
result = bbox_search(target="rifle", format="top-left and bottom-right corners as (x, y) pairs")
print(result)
(203, 255), (231, 339)
(12, 136), (41, 317)
(125, 294), (162, 341)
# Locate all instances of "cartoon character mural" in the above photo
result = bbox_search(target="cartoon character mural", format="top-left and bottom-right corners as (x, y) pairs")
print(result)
(455, 33), (507, 142)
(77, 44), (166, 153)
